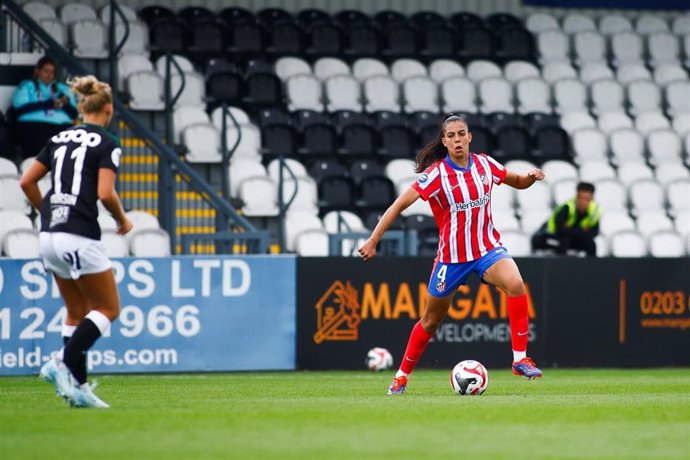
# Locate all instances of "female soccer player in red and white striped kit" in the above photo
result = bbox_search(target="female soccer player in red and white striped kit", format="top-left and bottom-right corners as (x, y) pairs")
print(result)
(358, 115), (545, 394)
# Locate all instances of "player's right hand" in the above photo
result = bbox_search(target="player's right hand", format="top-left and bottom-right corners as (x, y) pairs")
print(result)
(117, 217), (133, 235)
(358, 238), (377, 261)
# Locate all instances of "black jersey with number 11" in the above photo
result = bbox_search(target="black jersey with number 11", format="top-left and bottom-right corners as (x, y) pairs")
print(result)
(36, 124), (122, 240)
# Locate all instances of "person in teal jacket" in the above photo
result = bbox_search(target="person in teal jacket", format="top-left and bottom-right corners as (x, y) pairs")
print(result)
(11, 56), (78, 158)
(531, 181), (602, 257)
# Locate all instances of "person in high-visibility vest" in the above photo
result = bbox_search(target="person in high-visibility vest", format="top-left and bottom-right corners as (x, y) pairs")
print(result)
(531, 181), (601, 256)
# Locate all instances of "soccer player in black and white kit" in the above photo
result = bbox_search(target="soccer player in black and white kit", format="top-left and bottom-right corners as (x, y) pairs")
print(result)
(20, 75), (132, 408)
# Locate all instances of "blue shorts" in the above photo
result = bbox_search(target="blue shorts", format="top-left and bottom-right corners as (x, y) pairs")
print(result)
(428, 247), (512, 297)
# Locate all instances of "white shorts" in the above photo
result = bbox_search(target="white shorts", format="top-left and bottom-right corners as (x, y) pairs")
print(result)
(39, 232), (112, 279)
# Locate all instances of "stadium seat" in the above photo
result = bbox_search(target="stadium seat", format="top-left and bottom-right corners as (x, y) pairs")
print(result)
(317, 176), (356, 211)
(578, 62), (614, 85)
(305, 23), (344, 58)
(126, 71), (164, 111)
(599, 14), (633, 35)
(325, 75), (362, 112)
(154, 54), (194, 78)
(617, 162), (654, 186)
(637, 14), (669, 35)
(0, 157), (18, 176)
(572, 128), (608, 164)
(274, 57), (311, 80)
(390, 58), (427, 82)
(322, 210), (366, 234)
(525, 12), (559, 33)
(3, 229), (40, 258)
(648, 32), (681, 67)
(653, 64), (688, 87)
(420, 26), (456, 59)
(59, 3), (96, 25)
(227, 159), (268, 198)
(178, 6), (214, 25)
(542, 62), (577, 83)
(573, 31), (607, 65)
(593, 178), (627, 211)
(665, 81), (690, 116)
(516, 78), (552, 114)
(23, 1), (56, 21)
(0, 175), (29, 214)
(494, 28), (536, 63)
(672, 113), (690, 136)
(635, 112), (671, 136)
(0, 210), (33, 249)
(363, 75), (400, 113)
(260, 123), (299, 158)
(124, 210), (160, 242)
(610, 230), (647, 257)
(493, 211), (521, 232)
(478, 77), (514, 114)
(562, 13), (596, 34)
(309, 159), (347, 183)
(520, 208), (551, 236)
(536, 30), (570, 64)
(211, 106), (250, 131)
(179, 120), (220, 162)
(313, 57), (350, 81)
(440, 76), (477, 113)
(457, 25), (494, 63)
(355, 176), (395, 211)
(515, 180), (551, 215)
(609, 128), (646, 166)
(466, 60), (502, 82)
(616, 63), (652, 85)
(610, 32), (644, 65)
(286, 74), (323, 111)
(493, 126), (531, 162)
(590, 79), (625, 115)
(648, 230), (685, 257)
(239, 176), (279, 217)
(639, 209), (676, 238)
(186, 18), (224, 59)
(560, 111), (597, 134)
(667, 179), (690, 216)
(599, 211), (636, 236)
(402, 76), (439, 113)
(381, 24), (421, 59)
(500, 230), (532, 256)
(343, 24), (381, 58)
(553, 78), (588, 114)
(410, 11), (447, 30)
(579, 161), (616, 182)
(285, 211), (324, 252)
(647, 129), (683, 166)
(503, 61), (540, 83)
(294, 229), (331, 256)
(491, 182), (516, 212)
(352, 58), (389, 81)
(629, 179), (665, 216)
(384, 159), (416, 184)
(428, 59), (464, 82)
(541, 160), (578, 184)
(672, 16), (690, 34)
(627, 80), (662, 116)
(100, 230), (129, 257)
(674, 210), (690, 236)
(265, 22), (304, 58)
(598, 112), (634, 134)
(656, 163), (690, 186)
(130, 228), (171, 257)
(169, 72), (206, 109)
(223, 123), (262, 162)
(149, 17), (187, 53)
(300, 123), (338, 159)
(70, 19), (108, 58)
(139, 5), (175, 25)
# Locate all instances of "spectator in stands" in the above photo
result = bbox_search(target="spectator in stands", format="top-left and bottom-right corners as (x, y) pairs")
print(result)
(531, 181), (601, 257)
(11, 56), (78, 159)
(0, 109), (11, 158)
(358, 115), (545, 395)
(20, 75), (132, 408)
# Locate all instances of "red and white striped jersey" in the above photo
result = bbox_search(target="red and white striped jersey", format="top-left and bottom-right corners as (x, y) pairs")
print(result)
(411, 153), (507, 263)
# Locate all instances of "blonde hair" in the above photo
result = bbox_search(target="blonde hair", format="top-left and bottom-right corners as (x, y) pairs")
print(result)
(68, 75), (112, 114)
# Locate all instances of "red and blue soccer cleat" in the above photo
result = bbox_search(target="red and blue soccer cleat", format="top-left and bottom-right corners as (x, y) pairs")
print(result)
(512, 357), (543, 379)
(388, 375), (408, 395)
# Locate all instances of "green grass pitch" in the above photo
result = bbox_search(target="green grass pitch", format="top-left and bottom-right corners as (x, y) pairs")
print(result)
(2, 369), (690, 459)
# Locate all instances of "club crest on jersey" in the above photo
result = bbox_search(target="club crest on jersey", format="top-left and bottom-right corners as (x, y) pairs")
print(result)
(417, 173), (429, 183)
(480, 174), (489, 185)
(436, 280), (446, 293)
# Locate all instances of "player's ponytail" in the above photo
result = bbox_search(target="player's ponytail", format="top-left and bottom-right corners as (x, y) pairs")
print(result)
(414, 115), (468, 173)
(69, 75), (112, 115)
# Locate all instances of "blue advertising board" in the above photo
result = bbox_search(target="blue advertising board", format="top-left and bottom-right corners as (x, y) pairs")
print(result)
(0, 256), (296, 375)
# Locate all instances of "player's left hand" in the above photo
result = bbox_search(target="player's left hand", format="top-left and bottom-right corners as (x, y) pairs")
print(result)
(528, 169), (545, 181)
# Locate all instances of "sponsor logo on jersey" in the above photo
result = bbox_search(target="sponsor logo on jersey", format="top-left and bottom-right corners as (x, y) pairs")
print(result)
(51, 128), (102, 147)
(50, 193), (77, 206)
(452, 194), (489, 212)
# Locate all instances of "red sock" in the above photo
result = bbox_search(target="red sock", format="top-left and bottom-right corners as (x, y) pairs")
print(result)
(508, 294), (529, 355)
(399, 321), (434, 375)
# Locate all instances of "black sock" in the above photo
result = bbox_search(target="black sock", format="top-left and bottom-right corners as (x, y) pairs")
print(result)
(63, 334), (87, 382)
(63, 319), (101, 385)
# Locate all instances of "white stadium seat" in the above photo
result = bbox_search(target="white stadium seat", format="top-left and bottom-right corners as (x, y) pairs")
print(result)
(516, 78), (552, 114)
(635, 112), (671, 136)
(553, 78), (588, 113)
(466, 60), (502, 82)
(551, 178), (578, 205)
(578, 161), (616, 182)
(239, 177), (279, 217)
(183, 124), (221, 163)
(428, 59), (464, 82)
(653, 64), (688, 87)
(599, 211), (636, 236)
(71, 19), (108, 58)
(3, 229), (40, 258)
(500, 230), (531, 256)
(127, 71), (164, 111)
(0, 210), (33, 248)
(274, 57), (311, 80)
(636, 210), (674, 237)
(666, 81), (690, 116)
(101, 230), (129, 257)
(655, 163), (690, 186)
(59, 3), (97, 25)
(573, 31), (607, 65)
(541, 160), (578, 184)
(599, 14), (633, 36)
(560, 111), (596, 134)
(572, 128), (608, 164)
(610, 32), (644, 65)
(492, 211), (521, 232)
(294, 229), (330, 256)
(647, 129), (683, 166)
(562, 13), (596, 34)
(23, 2), (56, 21)
(390, 58), (427, 82)
(542, 62), (577, 83)
(648, 32), (681, 66)
(130, 228), (171, 257)
(526, 13), (559, 33)
(478, 77), (514, 114)
(441, 77), (477, 113)
(667, 179), (690, 216)
(578, 62), (614, 84)
(363, 75), (400, 113)
(325, 75), (363, 112)
(313, 57), (350, 80)
(284, 211), (324, 252)
(674, 211), (690, 236)
(617, 162), (654, 186)
(629, 179), (665, 215)
(229, 159), (269, 198)
(593, 178), (627, 211)
(609, 128), (645, 166)
(0, 174), (29, 214)
(590, 79), (625, 115)
(616, 63), (652, 85)
(286, 74), (323, 111)
(352, 58), (388, 81)
(503, 61), (540, 83)
(402, 76), (439, 113)
(627, 80), (662, 116)
(598, 112), (633, 134)
(173, 106), (210, 143)
(322, 210), (366, 233)
(610, 230), (647, 257)
(636, 15), (669, 35)
(537, 30), (570, 63)
(648, 230), (685, 257)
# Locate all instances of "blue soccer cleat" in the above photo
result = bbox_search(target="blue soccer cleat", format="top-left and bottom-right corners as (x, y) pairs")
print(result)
(512, 357), (543, 379)
(388, 375), (408, 395)
(39, 357), (76, 402)
(69, 381), (110, 409)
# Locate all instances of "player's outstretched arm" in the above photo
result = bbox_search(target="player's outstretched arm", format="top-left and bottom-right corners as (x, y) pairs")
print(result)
(503, 168), (545, 190)
(358, 186), (420, 261)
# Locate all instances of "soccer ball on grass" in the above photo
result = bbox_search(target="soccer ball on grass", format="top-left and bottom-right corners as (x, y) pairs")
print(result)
(450, 360), (489, 395)
(365, 347), (393, 371)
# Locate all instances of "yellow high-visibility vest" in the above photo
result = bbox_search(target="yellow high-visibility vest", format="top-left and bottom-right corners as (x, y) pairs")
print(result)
(547, 199), (602, 234)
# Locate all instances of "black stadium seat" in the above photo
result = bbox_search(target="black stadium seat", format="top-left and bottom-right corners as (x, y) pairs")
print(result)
(421, 26), (456, 60)
(372, 110), (408, 129)
(204, 57), (239, 76)
(374, 10), (410, 30)
(266, 22), (304, 57)
(257, 7), (294, 26)
(305, 24), (345, 58)
(293, 110), (330, 129)
(356, 176), (395, 211)
(188, 18), (225, 58)
(219, 6), (255, 26)
(178, 6), (214, 26)
(297, 9), (333, 28)
(410, 11), (448, 30)
(206, 71), (244, 106)
(331, 110), (370, 129)
(344, 25), (381, 58)
(382, 24), (420, 59)
(258, 107), (291, 127)
(531, 126), (571, 163)
(310, 159), (348, 182)
(494, 125), (532, 162)
(261, 123), (299, 158)
(495, 28), (536, 63)
(467, 125), (494, 153)
(485, 12), (524, 31)
(226, 22), (266, 58)
(449, 12), (484, 29)
(378, 125), (417, 160)
(300, 123), (339, 158)
(406, 214), (439, 256)
(139, 5), (176, 26)
(243, 72), (283, 109)
(350, 159), (385, 184)
(318, 176), (356, 211)
(335, 10), (372, 30)
(456, 25), (495, 63)
(339, 124), (378, 159)
(149, 17), (187, 53)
